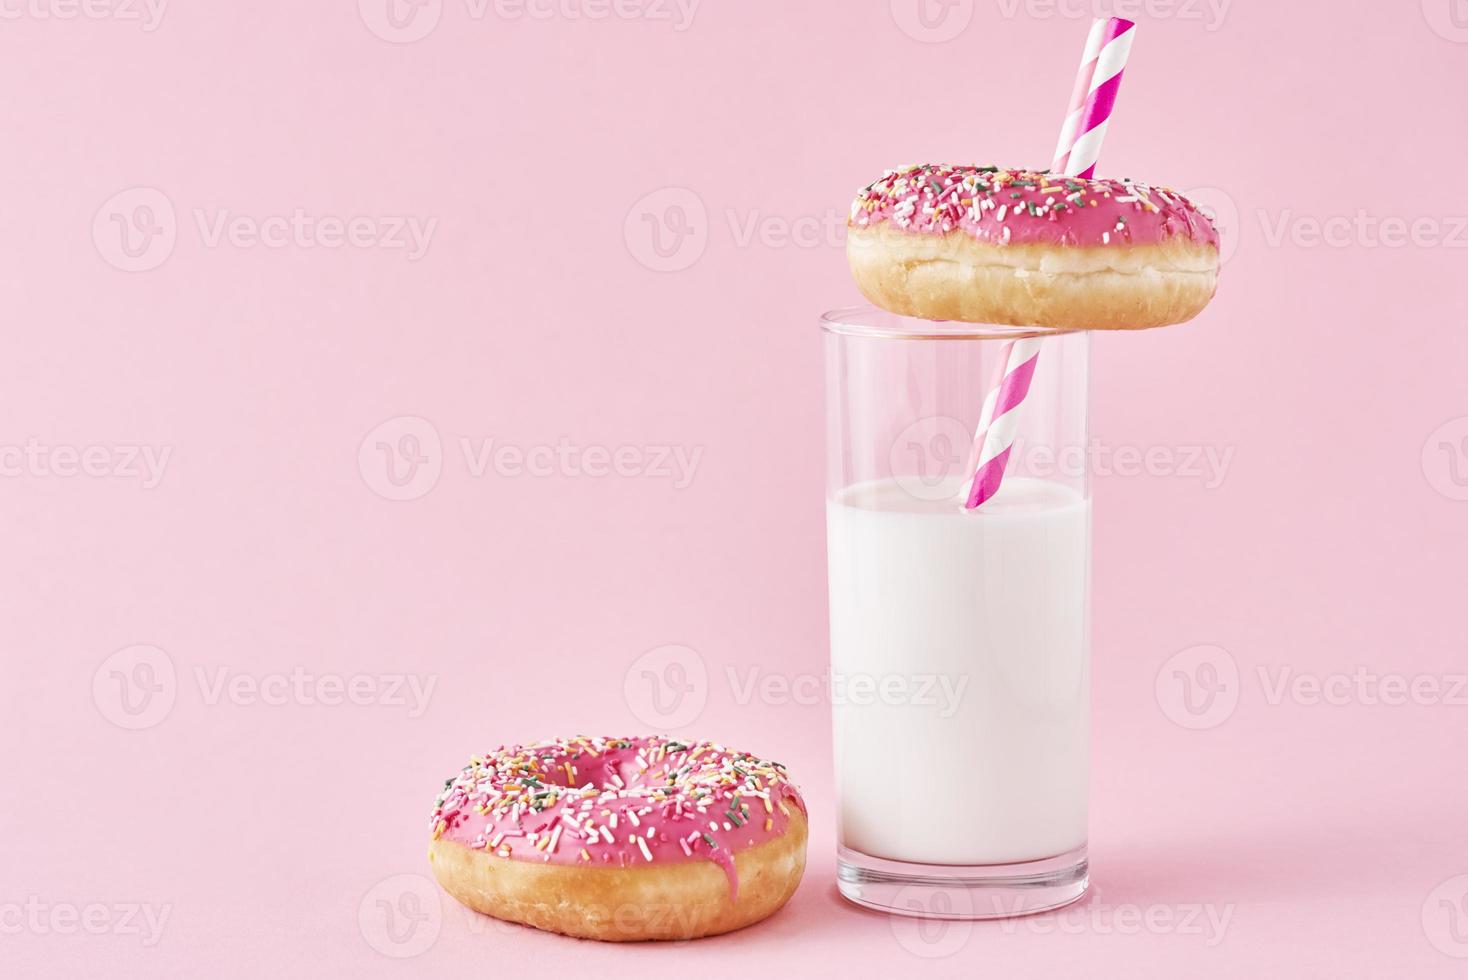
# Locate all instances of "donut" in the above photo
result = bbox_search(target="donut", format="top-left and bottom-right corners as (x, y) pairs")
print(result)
(428, 735), (808, 942)
(846, 165), (1219, 329)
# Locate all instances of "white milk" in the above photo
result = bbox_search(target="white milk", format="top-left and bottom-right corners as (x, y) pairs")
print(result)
(827, 476), (1090, 866)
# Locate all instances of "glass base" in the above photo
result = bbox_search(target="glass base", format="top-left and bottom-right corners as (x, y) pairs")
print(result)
(837, 844), (1089, 919)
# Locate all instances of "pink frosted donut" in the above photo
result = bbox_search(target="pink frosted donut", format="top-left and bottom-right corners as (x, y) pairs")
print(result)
(847, 164), (1220, 329)
(428, 735), (808, 941)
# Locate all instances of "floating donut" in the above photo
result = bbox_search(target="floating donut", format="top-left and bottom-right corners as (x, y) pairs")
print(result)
(847, 165), (1219, 329)
(429, 735), (808, 942)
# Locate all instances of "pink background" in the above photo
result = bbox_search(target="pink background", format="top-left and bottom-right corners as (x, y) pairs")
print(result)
(4, 1), (1468, 975)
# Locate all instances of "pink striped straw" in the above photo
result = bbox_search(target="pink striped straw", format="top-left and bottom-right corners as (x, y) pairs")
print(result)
(1060, 17), (1136, 179)
(962, 337), (1043, 509)
(964, 17), (1134, 511)
(1049, 18), (1108, 176)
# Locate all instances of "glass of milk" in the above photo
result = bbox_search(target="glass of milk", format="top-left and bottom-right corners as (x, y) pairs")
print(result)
(823, 307), (1091, 919)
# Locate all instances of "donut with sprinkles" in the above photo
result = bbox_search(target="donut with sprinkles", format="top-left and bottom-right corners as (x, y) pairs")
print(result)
(847, 164), (1219, 329)
(428, 735), (807, 941)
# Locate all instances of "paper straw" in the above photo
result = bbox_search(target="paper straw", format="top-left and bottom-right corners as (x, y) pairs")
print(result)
(963, 17), (1134, 511)
(1061, 17), (1136, 178)
(1050, 18), (1108, 176)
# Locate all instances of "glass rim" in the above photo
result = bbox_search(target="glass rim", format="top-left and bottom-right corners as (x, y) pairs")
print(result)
(820, 306), (1083, 341)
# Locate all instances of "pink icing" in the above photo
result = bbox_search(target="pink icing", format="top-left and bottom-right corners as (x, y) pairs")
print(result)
(849, 164), (1219, 250)
(430, 735), (805, 901)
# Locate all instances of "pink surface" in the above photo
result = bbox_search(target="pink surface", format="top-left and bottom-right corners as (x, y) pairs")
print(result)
(3, 1), (1467, 976)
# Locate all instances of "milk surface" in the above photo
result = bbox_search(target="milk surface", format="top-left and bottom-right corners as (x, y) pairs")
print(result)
(827, 476), (1090, 865)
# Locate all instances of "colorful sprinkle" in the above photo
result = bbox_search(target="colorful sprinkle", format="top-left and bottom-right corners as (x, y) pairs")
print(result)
(848, 164), (1218, 249)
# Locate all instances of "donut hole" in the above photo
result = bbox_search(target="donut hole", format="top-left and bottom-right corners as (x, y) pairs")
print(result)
(536, 746), (652, 793)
